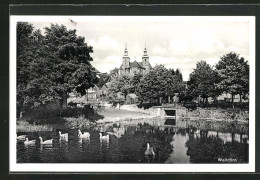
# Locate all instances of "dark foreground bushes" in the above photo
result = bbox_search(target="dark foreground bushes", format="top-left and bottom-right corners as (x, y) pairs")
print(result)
(137, 103), (160, 109)
(21, 104), (104, 125)
(200, 101), (249, 110)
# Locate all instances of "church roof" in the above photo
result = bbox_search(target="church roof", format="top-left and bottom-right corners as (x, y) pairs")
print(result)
(127, 93), (138, 99)
(95, 73), (110, 89)
(130, 61), (145, 69)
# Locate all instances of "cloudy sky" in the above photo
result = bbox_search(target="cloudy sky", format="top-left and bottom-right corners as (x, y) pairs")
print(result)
(19, 16), (253, 81)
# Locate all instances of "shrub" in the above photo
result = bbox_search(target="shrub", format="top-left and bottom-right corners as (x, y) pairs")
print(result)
(137, 103), (159, 109)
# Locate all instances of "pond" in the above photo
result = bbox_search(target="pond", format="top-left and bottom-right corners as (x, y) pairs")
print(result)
(17, 118), (249, 163)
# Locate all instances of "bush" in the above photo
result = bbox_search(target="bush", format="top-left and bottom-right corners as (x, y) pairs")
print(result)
(21, 103), (104, 124)
(137, 103), (159, 109)
(64, 115), (92, 129)
(202, 101), (249, 110)
(23, 102), (61, 122)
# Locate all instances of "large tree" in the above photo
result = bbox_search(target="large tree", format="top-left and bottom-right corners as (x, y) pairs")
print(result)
(215, 52), (249, 103)
(136, 65), (183, 104)
(17, 22), (97, 114)
(187, 61), (221, 104)
(108, 74), (133, 101)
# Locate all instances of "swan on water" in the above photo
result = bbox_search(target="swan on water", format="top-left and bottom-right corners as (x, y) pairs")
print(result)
(145, 143), (155, 156)
(17, 134), (27, 141)
(99, 133), (109, 140)
(59, 131), (68, 141)
(78, 130), (90, 139)
(24, 137), (36, 145)
(39, 136), (53, 145)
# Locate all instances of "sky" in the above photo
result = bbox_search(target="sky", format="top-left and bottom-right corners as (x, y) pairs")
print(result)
(22, 16), (252, 81)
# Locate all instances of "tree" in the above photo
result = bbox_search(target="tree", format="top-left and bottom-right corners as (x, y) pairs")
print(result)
(130, 73), (143, 93)
(108, 74), (133, 101)
(136, 65), (183, 104)
(17, 22), (98, 114)
(215, 52), (249, 103)
(187, 61), (221, 105)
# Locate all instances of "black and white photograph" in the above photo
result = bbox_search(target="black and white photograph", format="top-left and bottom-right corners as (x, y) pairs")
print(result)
(9, 16), (255, 172)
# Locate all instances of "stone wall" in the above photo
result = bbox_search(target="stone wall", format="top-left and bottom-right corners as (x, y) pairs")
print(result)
(103, 103), (249, 121)
(177, 107), (249, 121)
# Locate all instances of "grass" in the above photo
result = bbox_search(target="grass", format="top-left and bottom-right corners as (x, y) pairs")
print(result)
(96, 107), (157, 123)
(17, 103), (105, 132)
(64, 115), (94, 129)
(16, 120), (53, 132)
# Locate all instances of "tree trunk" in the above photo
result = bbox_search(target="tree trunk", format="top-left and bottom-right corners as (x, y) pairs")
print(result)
(239, 94), (242, 103)
(61, 92), (68, 111)
(17, 101), (23, 119)
(231, 94), (234, 108)
(86, 89), (88, 102)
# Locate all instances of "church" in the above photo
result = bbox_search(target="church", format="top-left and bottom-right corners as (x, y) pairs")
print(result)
(119, 45), (152, 76)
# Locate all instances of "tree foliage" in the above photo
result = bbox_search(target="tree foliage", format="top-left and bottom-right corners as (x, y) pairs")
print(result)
(187, 61), (221, 104)
(215, 52), (249, 102)
(17, 22), (97, 112)
(136, 65), (183, 103)
(108, 74), (133, 100)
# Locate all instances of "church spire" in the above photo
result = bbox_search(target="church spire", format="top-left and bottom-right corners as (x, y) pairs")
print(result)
(143, 42), (148, 56)
(124, 43), (128, 56)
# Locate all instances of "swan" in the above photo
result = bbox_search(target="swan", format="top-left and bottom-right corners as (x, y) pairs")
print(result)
(107, 132), (122, 138)
(99, 133), (109, 140)
(17, 134), (27, 141)
(145, 143), (155, 156)
(59, 131), (68, 141)
(39, 137), (53, 145)
(24, 137), (36, 145)
(78, 130), (90, 139)
(194, 129), (200, 134)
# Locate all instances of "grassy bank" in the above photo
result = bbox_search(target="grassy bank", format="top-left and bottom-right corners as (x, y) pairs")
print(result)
(16, 116), (95, 132)
(17, 105), (103, 132)
(177, 107), (249, 122)
(17, 120), (53, 132)
(96, 107), (158, 123)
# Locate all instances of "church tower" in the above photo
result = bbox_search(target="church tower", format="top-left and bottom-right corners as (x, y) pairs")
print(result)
(120, 43), (130, 75)
(122, 44), (130, 66)
(142, 43), (151, 73)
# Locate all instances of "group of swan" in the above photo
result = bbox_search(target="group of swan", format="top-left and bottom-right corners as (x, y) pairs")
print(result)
(19, 130), (109, 146)
(17, 131), (65, 146)
(77, 130), (109, 141)
(23, 136), (53, 145)
(19, 132), (154, 157)
(22, 137), (53, 146)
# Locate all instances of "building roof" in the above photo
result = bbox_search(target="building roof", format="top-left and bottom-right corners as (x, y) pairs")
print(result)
(95, 73), (110, 89)
(130, 61), (146, 69)
(127, 93), (138, 99)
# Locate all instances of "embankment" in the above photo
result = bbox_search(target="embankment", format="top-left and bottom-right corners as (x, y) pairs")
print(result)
(105, 103), (249, 122)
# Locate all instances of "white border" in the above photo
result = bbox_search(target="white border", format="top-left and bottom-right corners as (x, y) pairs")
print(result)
(10, 16), (255, 172)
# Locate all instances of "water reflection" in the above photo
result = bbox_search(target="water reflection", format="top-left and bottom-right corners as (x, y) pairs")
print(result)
(17, 118), (248, 163)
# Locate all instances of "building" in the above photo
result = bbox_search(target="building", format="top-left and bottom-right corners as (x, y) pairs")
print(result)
(119, 45), (152, 75)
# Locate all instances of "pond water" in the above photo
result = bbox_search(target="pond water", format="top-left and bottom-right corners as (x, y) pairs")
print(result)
(17, 118), (249, 163)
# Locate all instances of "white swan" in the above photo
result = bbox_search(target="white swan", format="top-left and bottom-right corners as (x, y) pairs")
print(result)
(78, 130), (90, 139)
(145, 143), (155, 156)
(17, 134), (27, 141)
(99, 133), (109, 140)
(24, 137), (36, 145)
(194, 129), (200, 134)
(59, 131), (68, 141)
(39, 137), (53, 145)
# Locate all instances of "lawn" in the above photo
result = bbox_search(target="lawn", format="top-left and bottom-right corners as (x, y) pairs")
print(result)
(97, 107), (157, 123)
